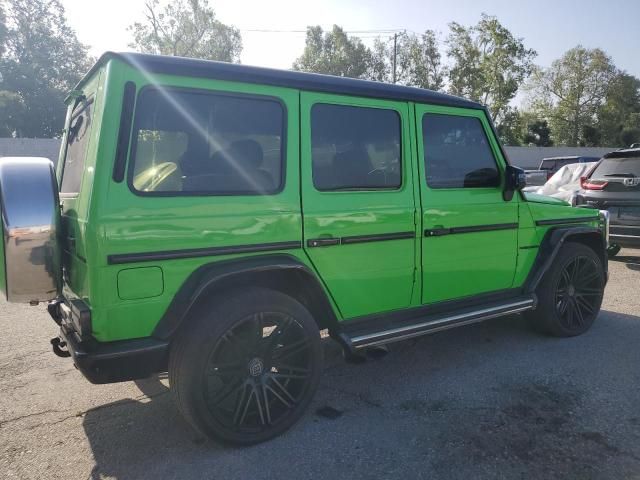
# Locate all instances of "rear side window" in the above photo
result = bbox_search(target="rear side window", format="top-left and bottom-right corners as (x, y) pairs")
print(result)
(422, 114), (500, 189)
(60, 99), (93, 194)
(591, 157), (640, 178)
(129, 88), (285, 195)
(311, 104), (401, 191)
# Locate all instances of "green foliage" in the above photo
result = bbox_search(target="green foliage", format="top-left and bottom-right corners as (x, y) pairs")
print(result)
(446, 14), (536, 122)
(523, 118), (553, 147)
(369, 31), (445, 90)
(0, 0), (92, 137)
(128, 0), (242, 62)
(495, 107), (524, 145)
(528, 46), (616, 146)
(597, 73), (640, 147)
(292, 25), (371, 78)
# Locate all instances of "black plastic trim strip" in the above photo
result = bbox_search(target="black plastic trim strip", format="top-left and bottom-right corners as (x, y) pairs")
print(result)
(112, 81), (136, 182)
(425, 222), (518, 237)
(341, 231), (415, 245)
(535, 217), (597, 226)
(107, 241), (302, 265)
(307, 231), (415, 248)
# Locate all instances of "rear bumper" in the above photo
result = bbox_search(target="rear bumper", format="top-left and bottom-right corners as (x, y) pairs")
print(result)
(576, 196), (640, 248)
(49, 298), (168, 384)
(59, 328), (169, 384)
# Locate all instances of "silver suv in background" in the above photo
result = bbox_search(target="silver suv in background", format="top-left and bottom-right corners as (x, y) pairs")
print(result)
(575, 148), (640, 256)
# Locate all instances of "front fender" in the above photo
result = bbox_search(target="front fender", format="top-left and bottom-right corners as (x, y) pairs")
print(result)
(524, 226), (607, 294)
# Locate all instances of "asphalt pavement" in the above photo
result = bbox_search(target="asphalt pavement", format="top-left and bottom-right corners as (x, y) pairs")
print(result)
(1, 249), (639, 479)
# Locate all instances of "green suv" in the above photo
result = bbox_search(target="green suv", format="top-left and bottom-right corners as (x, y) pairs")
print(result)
(0, 53), (609, 445)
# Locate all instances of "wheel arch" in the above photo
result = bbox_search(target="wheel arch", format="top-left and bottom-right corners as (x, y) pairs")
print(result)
(525, 226), (607, 294)
(152, 254), (340, 340)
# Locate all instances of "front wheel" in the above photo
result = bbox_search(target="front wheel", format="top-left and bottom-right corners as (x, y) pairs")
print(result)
(169, 288), (323, 445)
(526, 242), (605, 337)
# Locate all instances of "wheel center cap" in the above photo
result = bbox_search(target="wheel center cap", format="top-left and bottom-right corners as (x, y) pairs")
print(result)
(248, 357), (264, 377)
(568, 285), (576, 297)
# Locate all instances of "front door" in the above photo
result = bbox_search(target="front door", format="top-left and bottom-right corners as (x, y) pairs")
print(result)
(415, 105), (519, 304)
(301, 92), (418, 319)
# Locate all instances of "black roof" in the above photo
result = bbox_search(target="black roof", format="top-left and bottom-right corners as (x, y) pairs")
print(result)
(83, 52), (484, 111)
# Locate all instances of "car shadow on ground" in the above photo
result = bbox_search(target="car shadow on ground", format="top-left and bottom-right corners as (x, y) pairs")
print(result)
(610, 253), (640, 271)
(82, 311), (640, 480)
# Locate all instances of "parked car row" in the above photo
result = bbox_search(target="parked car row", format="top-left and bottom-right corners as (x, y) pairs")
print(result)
(527, 147), (640, 257)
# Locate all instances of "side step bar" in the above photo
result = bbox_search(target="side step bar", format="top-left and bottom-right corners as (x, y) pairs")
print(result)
(341, 296), (535, 351)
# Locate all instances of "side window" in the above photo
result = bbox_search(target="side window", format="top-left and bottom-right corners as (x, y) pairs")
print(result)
(422, 114), (500, 189)
(130, 88), (284, 195)
(60, 99), (93, 194)
(311, 104), (401, 191)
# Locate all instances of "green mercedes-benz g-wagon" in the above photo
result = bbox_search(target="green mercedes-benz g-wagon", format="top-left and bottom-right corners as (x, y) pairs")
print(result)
(0, 53), (609, 445)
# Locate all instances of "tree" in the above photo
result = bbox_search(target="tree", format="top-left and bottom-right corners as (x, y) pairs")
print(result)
(495, 107), (524, 145)
(528, 46), (616, 146)
(128, 0), (242, 62)
(522, 118), (553, 146)
(597, 73), (640, 147)
(0, 0), (92, 137)
(369, 31), (445, 90)
(446, 14), (536, 123)
(292, 25), (371, 78)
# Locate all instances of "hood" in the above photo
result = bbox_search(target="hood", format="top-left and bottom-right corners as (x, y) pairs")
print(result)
(523, 192), (570, 206)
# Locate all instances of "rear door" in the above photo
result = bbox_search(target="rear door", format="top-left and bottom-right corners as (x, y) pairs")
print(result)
(300, 92), (418, 319)
(415, 105), (519, 304)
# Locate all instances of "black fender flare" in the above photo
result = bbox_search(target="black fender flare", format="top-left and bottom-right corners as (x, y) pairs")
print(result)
(152, 254), (339, 340)
(524, 226), (607, 294)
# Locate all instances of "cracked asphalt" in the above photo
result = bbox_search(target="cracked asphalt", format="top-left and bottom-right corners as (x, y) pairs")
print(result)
(1, 249), (640, 479)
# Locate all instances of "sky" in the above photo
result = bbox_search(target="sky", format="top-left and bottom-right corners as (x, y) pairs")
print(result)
(61, 0), (640, 78)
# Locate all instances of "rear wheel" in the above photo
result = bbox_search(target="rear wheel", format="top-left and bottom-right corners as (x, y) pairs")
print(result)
(169, 288), (323, 445)
(526, 242), (605, 337)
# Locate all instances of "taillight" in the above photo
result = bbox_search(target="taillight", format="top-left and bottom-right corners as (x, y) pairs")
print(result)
(580, 176), (608, 190)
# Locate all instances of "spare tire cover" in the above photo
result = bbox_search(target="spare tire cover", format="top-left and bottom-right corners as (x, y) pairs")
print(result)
(0, 157), (61, 303)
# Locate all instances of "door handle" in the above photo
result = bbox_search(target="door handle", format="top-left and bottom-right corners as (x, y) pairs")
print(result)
(307, 237), (340, 247)
(424, 226), (450, 237)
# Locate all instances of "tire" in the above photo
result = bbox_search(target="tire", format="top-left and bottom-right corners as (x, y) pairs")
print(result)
(169, 287), (323, 445)
(526, 242), (605, 337)
(607, 244), (621, 258)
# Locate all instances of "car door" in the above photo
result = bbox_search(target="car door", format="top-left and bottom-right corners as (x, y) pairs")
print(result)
(301, 92), (418, 319)
(416, 105), (519, 304)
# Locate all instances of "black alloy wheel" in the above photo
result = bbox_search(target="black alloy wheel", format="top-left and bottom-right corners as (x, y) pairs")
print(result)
(203, 312), (314, 433)
(526, 242), (604, 337)
(169, 288), (323, 445)
(554, 255), (602, 331)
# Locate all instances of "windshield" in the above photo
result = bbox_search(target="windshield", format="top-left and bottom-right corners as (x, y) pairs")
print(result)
(590, 157), (640, 178)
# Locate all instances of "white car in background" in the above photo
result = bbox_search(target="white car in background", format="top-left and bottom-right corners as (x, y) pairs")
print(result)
(532, 162), (598, 205)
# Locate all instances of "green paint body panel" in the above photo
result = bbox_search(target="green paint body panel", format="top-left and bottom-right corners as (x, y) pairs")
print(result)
(523, 191), (570, 206)
(54, 56), (601, 343)
(117, 266), (164, 300)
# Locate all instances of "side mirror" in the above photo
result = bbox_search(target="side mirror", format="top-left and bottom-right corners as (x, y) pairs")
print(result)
(503, 165), (526, 201)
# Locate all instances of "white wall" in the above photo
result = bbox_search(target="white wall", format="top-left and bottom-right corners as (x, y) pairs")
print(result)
(0, 138), (61, 164)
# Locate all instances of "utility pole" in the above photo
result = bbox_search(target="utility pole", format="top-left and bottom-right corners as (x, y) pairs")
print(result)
(392, 33), (397, 84)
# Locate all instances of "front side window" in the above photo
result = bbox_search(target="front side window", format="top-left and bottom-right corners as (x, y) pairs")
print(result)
(130, 88), (284, 195)
(311, 104), (401, 191)
(61, 99), (93, 194)
(422, 114), (500, 189)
